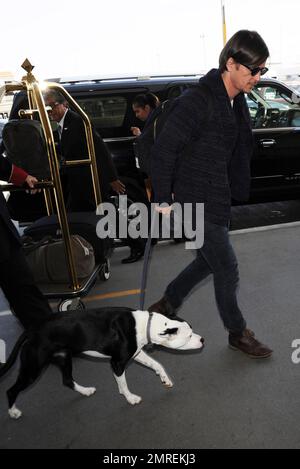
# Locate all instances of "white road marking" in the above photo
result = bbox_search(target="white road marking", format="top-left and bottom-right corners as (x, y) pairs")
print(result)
(230, 221), (300, 235)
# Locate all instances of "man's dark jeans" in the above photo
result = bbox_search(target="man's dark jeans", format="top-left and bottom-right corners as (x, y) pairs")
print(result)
(165, 221), (247, 334)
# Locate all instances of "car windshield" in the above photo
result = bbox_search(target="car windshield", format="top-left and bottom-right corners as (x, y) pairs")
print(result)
(253, 86), (298, 110)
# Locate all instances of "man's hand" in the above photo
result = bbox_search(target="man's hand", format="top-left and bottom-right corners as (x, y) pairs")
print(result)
(155, 204), (173, 216)
(110, 179), (126, 194)
(25, 175), (41, 194)
(130, 127), (141, 137)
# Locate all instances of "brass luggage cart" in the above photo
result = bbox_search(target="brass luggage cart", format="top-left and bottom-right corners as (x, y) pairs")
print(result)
(0, 59), (110, 311)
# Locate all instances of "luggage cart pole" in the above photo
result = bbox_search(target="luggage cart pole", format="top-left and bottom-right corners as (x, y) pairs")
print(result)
(44, 84), (103, 215)
(24, 71), (81, 291)
(36, 87), (80, 290)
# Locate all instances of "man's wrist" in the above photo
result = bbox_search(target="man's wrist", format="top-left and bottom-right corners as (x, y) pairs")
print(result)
(10, 165), (28, 186)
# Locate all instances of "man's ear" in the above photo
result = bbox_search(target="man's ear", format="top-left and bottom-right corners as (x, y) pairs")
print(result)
(226, 57), (237, 73)
(159, 328), (179, 337)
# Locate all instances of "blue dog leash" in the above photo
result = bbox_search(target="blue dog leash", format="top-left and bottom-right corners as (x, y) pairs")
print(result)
(139, 207), (157, 311)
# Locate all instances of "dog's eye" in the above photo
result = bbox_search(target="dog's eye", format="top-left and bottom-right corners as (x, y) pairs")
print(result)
(160, 327), (179, 336)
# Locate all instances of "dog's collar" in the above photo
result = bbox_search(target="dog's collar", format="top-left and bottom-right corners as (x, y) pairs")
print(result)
(146, 312), (154, 344)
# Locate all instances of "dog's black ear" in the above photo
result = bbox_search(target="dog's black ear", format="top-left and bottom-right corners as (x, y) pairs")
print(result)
(159, 327), (179, 336)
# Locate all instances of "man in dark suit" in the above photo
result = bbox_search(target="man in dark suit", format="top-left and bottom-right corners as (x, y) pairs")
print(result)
(44, 89), (125, 210)
(44, 89), (145, 262)
(0, 156), (52, 329)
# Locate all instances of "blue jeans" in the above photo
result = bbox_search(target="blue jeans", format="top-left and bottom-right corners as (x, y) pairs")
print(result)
(165, 221), (247, 334)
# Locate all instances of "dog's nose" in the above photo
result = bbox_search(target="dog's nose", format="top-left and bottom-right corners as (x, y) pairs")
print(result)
(200, 337), (205, 344)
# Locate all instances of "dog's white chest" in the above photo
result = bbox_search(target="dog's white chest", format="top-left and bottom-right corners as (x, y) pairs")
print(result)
(82, 351), (110, 359)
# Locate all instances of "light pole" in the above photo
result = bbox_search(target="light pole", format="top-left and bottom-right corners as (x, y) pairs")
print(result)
(221, 0), (227, 46)
(200, 34), (206, 70)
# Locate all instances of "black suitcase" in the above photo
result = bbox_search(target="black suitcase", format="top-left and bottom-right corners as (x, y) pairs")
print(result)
(24, 212), (113, 264)
(2, 119), (50, 180)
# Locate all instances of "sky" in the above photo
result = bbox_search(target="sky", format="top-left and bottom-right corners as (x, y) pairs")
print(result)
(1, 0), (300, 81)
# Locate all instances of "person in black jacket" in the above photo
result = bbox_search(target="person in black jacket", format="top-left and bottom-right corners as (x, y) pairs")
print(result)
(149, 30), (273, 359)
(131, 92), (160, 195)
(0, 157), (52, 329)
(130, 93), (160, 138)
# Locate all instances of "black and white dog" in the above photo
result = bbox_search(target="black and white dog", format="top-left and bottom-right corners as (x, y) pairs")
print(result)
(0, 307), (204, 419)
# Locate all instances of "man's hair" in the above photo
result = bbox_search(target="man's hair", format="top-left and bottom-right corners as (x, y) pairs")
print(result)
(219, 30), (269, 72)
(43, 89), (66, 105)
(132, 93), (160, 110)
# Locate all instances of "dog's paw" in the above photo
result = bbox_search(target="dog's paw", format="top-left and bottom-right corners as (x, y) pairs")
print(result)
(162, 378), (173, 388)
(159, 373), (173, 387)
(8, 405), (22, 419)
(82, 387), (96, 397)
(74, 383), (96, 396)
(126, 393), (142, 405)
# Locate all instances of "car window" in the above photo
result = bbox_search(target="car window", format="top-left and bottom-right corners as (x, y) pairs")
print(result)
(73, 89), (151, 138)
(248, 84), (300, 129)
(75, 95), (127, 130)
(167, 85), (187, 99)
(0, 92), (14, 119)
(246, 94), (259, 123)
(0, 119), (7, 147)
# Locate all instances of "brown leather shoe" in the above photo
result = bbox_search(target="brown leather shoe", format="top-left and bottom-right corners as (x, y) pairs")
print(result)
(148, 296), (176, 317)
(229, 329), (273, 359)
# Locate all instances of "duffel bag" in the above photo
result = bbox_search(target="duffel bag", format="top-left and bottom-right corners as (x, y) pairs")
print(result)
(24, 212), (113, 263)
(22, 234), (95, 284)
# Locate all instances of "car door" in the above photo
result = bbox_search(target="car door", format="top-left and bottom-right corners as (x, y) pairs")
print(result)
(249, 81), (300, 195)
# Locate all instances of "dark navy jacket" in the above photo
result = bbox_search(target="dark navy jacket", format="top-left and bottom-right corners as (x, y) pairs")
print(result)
(150, 68), (253, 226)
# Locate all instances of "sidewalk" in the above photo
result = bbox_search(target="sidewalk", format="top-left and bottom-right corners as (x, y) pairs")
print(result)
(0, 224), (300, 449)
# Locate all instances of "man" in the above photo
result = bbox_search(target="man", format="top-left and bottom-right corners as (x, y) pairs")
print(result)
(130, 92), (160, 137)
(149, 30), (273, 358)
(44, 89), (125, 211)
(0, 156), (52, 329)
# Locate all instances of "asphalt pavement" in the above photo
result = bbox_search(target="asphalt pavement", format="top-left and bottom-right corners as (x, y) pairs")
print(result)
(1, 205), (300, 449)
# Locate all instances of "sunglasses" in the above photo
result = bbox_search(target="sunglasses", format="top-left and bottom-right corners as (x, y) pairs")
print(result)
(240, 62), (269, 77)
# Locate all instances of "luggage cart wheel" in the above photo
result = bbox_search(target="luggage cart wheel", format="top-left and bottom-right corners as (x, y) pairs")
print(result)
(58, 298), (86, 312)
(99, 258), (110, 281)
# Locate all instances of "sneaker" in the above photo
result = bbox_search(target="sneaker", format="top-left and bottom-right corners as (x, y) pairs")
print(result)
(148, 296), (176, 317)
(228, 329), (273, 359)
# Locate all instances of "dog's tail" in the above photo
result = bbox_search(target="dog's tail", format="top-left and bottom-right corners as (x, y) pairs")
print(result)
(0, 331), (28, 379)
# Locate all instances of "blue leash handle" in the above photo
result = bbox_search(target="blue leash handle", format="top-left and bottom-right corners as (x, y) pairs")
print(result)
(139, 207), (157, 311)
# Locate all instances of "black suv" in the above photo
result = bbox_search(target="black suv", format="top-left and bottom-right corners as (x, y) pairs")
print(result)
(48, 75), (203, 190)
(6, 74), (300, 204)
(50, 74), (300, 201)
